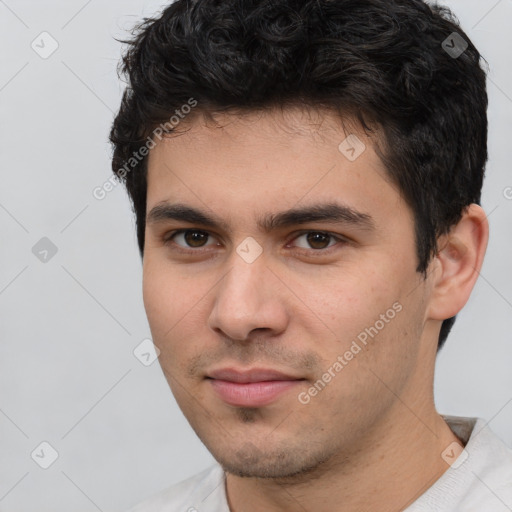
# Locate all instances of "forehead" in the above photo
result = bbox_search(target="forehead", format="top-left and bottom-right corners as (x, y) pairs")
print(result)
(147, 106), (386, 180)
(144, 106), (403, 225)
(150, 106), (376, 154)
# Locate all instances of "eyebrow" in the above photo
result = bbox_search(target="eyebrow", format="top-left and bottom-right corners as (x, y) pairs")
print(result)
(146, 202), (375, 233)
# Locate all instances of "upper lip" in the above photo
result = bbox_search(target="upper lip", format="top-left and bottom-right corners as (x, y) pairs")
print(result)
(207, 367), (303, 383)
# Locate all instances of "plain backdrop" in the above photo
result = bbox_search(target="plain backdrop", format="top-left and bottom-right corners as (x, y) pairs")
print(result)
(0, 1), (511, 511)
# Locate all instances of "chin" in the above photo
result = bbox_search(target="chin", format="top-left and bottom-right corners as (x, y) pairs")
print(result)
(214, 443), (334, 480)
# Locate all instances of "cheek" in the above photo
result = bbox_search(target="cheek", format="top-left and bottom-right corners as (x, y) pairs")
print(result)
(142, 260), (192, 341)
(300, 268), (391, 336)
(304, 273), (414, 389)
(142, 259), (217, 360)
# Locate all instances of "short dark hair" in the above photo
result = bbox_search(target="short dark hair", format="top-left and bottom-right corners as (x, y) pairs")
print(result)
(109, 0), (489, 351)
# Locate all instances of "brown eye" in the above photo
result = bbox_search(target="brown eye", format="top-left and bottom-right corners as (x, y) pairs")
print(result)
(292, 231), (339, 251)
(167, 229), (217, 249)
(306, 232), (331, 249)
(183, 230), (209, 247)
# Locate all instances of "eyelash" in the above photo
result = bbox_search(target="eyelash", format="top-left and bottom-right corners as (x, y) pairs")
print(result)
(162, 229), (348, 256)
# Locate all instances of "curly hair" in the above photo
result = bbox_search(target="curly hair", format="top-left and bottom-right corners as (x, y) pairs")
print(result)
(109, 0), (488, 350)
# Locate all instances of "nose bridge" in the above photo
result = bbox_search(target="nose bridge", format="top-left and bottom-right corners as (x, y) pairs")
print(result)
(208, 247), (286, 340)
(218, 249), (268, 315)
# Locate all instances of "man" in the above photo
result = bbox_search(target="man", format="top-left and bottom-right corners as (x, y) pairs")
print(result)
(110, 0), (512, 510)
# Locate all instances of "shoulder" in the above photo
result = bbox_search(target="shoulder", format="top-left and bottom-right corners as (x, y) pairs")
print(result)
(408, 416), (512, 511)
(126, 464), (227, 512)
(458, 417), (512, 509)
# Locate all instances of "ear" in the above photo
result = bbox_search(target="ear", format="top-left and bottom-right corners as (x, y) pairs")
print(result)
(426, 204), (489, 321)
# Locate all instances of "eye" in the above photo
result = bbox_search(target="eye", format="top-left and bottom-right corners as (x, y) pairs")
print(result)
(163, 229), (347, 255)
(164, 229), (220, 250)
(287, 231), (345, 252)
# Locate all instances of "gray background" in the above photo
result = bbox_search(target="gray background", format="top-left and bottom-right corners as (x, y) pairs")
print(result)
(0, 1), (511, 511)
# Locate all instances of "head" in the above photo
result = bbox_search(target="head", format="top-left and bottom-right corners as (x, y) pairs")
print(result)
(110, 0), (488, 478)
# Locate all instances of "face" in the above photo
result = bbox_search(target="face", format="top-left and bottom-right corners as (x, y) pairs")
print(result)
(143, 107), (433, 479)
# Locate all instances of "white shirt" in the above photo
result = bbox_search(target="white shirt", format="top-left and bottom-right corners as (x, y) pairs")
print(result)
(127, 416), (512, 511)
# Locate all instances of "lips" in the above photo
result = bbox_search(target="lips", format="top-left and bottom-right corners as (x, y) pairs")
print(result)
(208, 367), (301, 383)
(207, 367), (305, 407)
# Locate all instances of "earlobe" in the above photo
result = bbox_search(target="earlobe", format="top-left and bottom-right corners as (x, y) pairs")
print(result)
(427, 204), (489, 321)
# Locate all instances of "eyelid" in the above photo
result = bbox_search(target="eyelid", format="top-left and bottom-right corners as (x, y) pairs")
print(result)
(285, 229), (349, 247)
(164, 228), (349, 254)
(164, 228), (221, 247)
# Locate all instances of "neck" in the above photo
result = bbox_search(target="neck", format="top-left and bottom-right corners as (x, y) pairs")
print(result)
(225, 399), (460, 512)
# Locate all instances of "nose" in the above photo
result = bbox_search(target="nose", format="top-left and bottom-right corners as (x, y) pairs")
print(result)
(207, 250), (289, 342)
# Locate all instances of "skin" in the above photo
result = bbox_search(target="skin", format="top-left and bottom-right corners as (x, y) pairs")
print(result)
(142, 106), (489, 512)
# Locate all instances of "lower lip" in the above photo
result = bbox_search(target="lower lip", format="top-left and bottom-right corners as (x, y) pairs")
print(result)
(208, 379), (303, 407)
